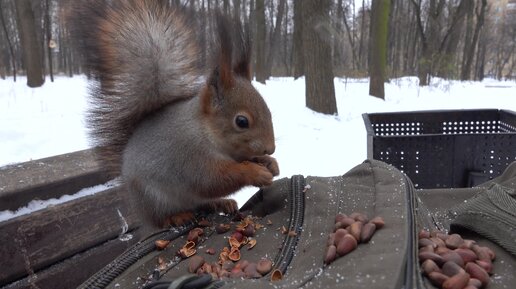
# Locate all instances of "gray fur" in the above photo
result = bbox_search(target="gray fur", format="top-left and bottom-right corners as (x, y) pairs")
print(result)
(122, 97), (211, 222)
(73, 1), (204, 174)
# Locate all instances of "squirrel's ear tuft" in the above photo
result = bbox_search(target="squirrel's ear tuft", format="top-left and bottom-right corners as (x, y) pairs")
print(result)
(215, 15), (234, 90)
(233, 22), (252, 81)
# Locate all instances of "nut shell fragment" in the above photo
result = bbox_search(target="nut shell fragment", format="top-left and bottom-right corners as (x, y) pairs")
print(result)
(228, 248), (241, 261)
(247, 239), (257, 250)
(183, 241), (196, 250)
(179, 247), (197, 258)
(229, 237), (241, 248)
(219, 251), (229, 264)
(155, 239), (170, 250)
(270, 269), (283, 281)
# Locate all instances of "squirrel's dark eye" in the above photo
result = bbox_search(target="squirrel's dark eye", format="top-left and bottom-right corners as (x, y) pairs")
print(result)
(235, 115), (249, 129)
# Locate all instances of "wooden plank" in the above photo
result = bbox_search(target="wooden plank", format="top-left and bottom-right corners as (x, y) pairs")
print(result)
(0, 186), (141, 287)
(0, 149), (111, 211)
(2, 229), (142, 289)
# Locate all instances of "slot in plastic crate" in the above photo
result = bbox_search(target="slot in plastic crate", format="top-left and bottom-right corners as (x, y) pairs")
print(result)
(362, 109), (516, 189)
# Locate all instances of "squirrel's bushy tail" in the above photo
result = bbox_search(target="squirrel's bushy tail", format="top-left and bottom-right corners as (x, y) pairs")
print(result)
(72, 0), (204, 174)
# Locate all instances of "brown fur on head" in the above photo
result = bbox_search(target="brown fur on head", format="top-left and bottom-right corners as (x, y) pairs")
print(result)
(200, 15), (275, 162)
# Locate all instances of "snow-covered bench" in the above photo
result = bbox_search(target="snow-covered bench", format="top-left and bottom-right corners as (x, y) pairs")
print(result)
(0, 149), (140, 289)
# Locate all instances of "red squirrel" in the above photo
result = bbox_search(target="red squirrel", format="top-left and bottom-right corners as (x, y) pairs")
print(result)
(72, 0), (279, 227)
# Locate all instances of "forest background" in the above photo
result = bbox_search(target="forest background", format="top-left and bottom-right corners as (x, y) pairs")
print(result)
(1, 0), (515, 115)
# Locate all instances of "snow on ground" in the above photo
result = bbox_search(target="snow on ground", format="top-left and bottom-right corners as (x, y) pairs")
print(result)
(0, 75), (90, 166)
(1, 75), (515, 220)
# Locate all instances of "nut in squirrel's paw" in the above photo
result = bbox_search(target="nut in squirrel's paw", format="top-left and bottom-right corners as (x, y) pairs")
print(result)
(252, 163), (274, 187)
(252, 155), (279, 177)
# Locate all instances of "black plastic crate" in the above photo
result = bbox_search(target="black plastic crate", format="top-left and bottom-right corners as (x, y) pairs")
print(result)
(363, 109), (516, 189)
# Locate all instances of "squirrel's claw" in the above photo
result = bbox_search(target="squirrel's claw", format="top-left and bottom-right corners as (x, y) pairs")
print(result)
(203, 199), (239, 214)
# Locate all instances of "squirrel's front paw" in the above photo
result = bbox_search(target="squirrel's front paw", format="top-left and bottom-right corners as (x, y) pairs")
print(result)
(252, 155), (280, 176)
(244, 161), (274, 187)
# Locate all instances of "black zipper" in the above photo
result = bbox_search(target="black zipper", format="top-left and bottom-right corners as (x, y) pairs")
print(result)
(270, 175), (306, 275)
(215, 175), (306, 288)
(78, 222), (196, 289)
(402, 174), (424, 289)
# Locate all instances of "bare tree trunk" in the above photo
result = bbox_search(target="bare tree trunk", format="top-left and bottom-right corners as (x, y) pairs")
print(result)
(233, 0), (240, 21)
(15, 0), (44, 87)
(44, 0), (53, 82)
(369, 0), (390, 99)
(499, 44), (515, 79)
(1, 0), (16, 81)
(405, 2), (418, 75)
(506, 53), (516, 80)
(223, 0), (229, 15)
(411, 0), (445, 86)
(242, 0), (248, 23)
(460, 0), (487, 81)
(292, 0), (304, 79)
(333, 0), (343, 72)
(254, 0), (266, 83)
(265, 0), (286, 78)
(342, 2), (357, 71)
(0, 54), (4, 79)
(283, 0), (290, 75)
(67, 39), (73, 77)
(436, 0), (468, 78)
(475, 33), (487, 81)
(387, 1), (406, 78)
(302, 0), (337, 115)
(357, 0), (367, 70)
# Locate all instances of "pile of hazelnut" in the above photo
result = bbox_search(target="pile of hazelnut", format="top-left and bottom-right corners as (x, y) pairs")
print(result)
(418, 229), (495, 289)
(324, 212), (385, 265)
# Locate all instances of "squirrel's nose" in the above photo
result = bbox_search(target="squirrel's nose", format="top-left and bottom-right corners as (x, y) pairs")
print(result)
(264, 144), (275, 155)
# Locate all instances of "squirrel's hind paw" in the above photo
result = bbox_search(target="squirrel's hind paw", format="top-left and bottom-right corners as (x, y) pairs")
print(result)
(202, 199), (239, 215)
(162, 211), (195, 228)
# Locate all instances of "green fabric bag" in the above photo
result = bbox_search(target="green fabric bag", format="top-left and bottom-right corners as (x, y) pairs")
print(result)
(79, 160), (516, 289)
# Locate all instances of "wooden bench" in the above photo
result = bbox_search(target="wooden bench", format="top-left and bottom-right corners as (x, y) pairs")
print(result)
(0, 149), (142, 289)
